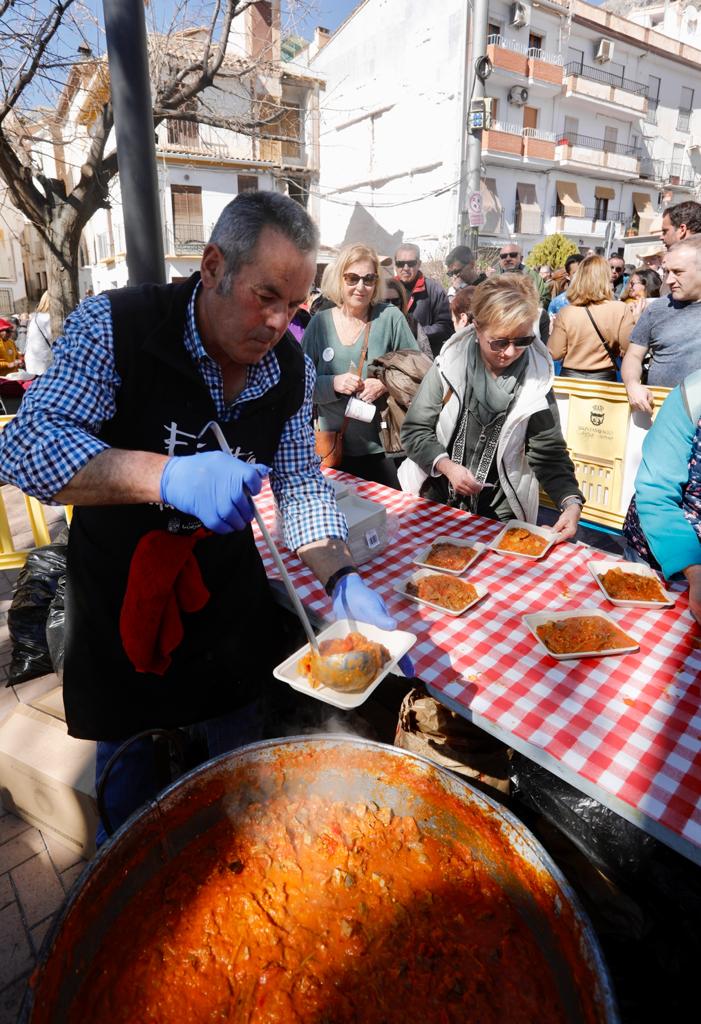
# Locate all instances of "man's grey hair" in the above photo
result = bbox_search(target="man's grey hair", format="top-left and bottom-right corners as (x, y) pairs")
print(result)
(394, 242), (421, 261)
(208, 191), (319, 295)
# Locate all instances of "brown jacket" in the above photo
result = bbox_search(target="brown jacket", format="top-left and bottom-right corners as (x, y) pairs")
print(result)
(548, 301), (637, 373)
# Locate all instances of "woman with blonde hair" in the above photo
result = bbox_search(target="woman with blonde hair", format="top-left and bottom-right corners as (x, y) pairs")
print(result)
(24, 290), (53, 376)
(548, 254), (637, 381)
(400, 274), (583, 540)
(302, 243), (417, 486)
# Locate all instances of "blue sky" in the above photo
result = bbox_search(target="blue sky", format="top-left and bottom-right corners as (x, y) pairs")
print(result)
(283, 0), (364, 37)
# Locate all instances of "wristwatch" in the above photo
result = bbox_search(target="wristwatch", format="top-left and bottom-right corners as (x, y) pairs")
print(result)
(559, 495), (584, 513)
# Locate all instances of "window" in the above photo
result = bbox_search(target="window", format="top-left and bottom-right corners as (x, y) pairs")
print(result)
(603, 126), (618, 152)
(166, 112), (200, 148)
(0, 229), (15, 280)
(671, 143), (686, 181)
(237, 175), (259, 193)
(171, 185), (204, 251)
(567, 47), (584, 73)
(594, 197), (609, 221)
(280, 103), (302, 160)
(488, 22), (501, 40)
(646, 75), (661, 125)
(528, 32), (543, 52)
(286, 177), (309, 208)
(522, 106), (538, 131)
(678, 87), (694, 131)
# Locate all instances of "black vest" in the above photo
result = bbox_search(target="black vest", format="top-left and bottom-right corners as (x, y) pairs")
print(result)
(63, 275), (305, 740)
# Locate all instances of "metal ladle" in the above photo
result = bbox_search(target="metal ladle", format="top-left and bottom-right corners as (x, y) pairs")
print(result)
(249, 499), (379, 691)
(205, 422), (378, 690)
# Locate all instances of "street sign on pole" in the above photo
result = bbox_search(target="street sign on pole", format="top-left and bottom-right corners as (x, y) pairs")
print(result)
(467, 190), (485, 228)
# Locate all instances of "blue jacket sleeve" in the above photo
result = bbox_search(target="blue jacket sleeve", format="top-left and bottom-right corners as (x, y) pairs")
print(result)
(635, 386), (701, 577)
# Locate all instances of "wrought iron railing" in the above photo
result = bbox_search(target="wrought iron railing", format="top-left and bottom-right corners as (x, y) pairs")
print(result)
(487, 34), (563, 65)
(556, 131), (640, 157)
(564, 61), (648, 98)
(523, 126), (557, 142)
(639, 158), (696, 187)
(677, 109), (692, 132)
(166, 223), (212, 254)
(550, 206), (626, 222)
(488, 119), (523, 136)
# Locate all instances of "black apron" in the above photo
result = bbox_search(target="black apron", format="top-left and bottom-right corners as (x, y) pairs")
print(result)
(63, 275), (305, 740)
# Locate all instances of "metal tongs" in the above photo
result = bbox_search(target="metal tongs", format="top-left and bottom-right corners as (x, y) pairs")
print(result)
(208, 424), (377, 689)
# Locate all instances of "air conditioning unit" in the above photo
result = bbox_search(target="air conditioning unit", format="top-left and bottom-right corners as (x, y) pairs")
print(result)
(509, 2), (529, 29)
(508, 85), (529, 106)
(594, 39), (614, 63)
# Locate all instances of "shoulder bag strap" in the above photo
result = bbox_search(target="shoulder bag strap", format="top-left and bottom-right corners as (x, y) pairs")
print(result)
(583, 306), (618, 369)
(340, 321), (371, 439)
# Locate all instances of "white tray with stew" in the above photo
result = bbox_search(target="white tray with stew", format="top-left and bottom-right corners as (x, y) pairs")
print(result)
(587, 560), (675, 609)
(489, 520), (556, 561)
(273, 618), (416, 710)
(396, 569), (488, 617)
(413, 536), (485, 576)
(523, 609), (640, 661)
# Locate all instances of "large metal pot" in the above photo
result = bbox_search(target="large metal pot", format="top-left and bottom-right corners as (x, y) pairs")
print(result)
(23, 736), (619, 1022)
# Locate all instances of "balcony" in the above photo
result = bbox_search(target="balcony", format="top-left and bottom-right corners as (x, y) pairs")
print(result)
(549, 205), (626, 238)
(164, 223), (213, 256)
(483, 121), (556, 164)
(563, 62), (648, 119)
(556, 131), (640, 179)
(639, 158), (697, 190)
(486, 35), (563, 88)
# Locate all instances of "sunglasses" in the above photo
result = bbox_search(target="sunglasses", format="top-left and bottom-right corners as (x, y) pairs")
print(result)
(385, 296), (403, 306)
(499, 252), (520, 259)
(343, 273), (377, 287)
(395, 259), (418, 269)
(448, 267), (465, 277)
(483, 334), (535, 352)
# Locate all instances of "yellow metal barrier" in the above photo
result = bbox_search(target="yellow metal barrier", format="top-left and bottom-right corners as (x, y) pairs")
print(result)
(545, 379), (672, 530)
(0, 415), (72, 570)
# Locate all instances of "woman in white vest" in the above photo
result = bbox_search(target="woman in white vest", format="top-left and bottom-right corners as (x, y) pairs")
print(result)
(399, 273), (583, 542)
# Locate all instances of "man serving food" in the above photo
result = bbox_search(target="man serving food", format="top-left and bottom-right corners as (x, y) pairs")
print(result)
(0, 191), (404, 844)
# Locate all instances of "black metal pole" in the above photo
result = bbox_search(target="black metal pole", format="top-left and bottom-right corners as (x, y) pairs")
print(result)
(102, 0), (165, 284)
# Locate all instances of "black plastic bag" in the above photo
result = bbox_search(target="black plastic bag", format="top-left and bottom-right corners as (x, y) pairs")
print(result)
(510, 752), (657, 880)
(45, 574), (66, 680)
(7, 543), (67, 686)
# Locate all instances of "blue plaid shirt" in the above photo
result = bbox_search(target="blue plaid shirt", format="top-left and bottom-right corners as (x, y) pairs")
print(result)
(0, 288), (347, 552)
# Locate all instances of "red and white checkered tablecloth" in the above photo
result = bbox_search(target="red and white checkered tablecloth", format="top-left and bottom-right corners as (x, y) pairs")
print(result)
(253, 471), (701, 863)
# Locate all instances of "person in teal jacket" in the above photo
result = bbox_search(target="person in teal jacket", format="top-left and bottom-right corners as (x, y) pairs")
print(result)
(623, 369), (701, 624)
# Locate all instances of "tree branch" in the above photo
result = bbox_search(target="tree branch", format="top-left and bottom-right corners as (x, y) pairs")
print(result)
(0, 0), (78, 122)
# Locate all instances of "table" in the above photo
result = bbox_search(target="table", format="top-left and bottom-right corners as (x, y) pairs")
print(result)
(253, 471), (701, 867)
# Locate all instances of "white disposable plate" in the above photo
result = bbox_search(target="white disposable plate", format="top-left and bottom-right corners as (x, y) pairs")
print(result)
(490, 520), (556, 561)
(587, 560), (675, 608)
(523, 609), (640, 661)
(273, 618), (416, 710)
(395, 569), (488, 617)
(413, 536), (485, 576)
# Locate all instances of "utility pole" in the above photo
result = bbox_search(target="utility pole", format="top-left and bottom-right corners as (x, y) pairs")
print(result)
(465, 0), (491, 252)
(103, 0), (166, 285)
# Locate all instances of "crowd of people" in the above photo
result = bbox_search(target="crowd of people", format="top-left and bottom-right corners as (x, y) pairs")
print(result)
(0, 190), (699, 845)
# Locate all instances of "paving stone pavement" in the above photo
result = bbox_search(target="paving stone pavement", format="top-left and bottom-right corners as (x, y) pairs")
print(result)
(0, 483), (80, 1023)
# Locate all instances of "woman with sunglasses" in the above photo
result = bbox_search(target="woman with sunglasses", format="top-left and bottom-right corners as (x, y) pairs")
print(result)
(381, 277), (433, 359)
(548, 255), (637, 381)
(302, 243), (418, 487)
(399, 274), (583, 541)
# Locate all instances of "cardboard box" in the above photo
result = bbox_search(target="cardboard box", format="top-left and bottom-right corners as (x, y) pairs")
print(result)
(0, 704), (98, 857)
(337, 492), (387, 565)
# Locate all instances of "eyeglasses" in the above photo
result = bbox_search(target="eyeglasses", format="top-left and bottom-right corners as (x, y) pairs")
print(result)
(499, 252), (520, 260)
(395, 259), (418, 269)
(343, 273), (377, 287)
(482, 333), (535, 352)
(448, 267), (465, 277)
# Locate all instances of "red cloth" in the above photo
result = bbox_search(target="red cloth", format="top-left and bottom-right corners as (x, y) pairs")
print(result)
(119, 528), (211, 676)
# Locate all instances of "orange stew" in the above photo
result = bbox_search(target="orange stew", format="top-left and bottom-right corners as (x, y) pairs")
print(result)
(424, 541), (476, 571)
(407, 574), (477, 611)
(599, 567), (667, 603)
(498, 527), (548, 556)
(298, 632), (390, 689)
(536, 615), (636, 654)
(70, 793), (570, 1023)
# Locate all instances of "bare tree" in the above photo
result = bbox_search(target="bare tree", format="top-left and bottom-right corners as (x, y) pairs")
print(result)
(0, 0), (313, 329)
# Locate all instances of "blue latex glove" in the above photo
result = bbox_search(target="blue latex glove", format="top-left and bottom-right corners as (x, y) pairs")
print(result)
(331, 573), (415, 678)
(160, 453), (269, 534)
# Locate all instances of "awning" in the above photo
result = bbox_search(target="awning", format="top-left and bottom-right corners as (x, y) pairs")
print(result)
(632, 191), (656, 234)
(594, 185), (615, 200)
(480, 177), (503, 234)
(555, 180), (585, 218)
(516, 182), (541, 234)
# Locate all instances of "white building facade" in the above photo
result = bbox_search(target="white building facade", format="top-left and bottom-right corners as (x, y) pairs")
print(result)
(310, 0), (701, 259)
